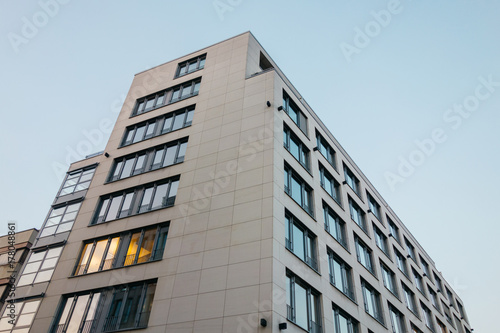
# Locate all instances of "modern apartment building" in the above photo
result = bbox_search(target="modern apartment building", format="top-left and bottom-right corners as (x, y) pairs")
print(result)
(0, 32), (472, 333)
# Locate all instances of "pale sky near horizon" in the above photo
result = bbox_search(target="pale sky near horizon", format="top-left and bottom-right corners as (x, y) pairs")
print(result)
(1, 1), (499, 331)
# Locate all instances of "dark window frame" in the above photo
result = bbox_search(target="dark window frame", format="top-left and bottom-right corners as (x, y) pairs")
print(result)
(284, 163), (314, 216)
(283, 90), (308, 135)
(315, 130), (337, 169)
(328, 249), (355, 300)
(286, 271), (322, 333)
(283, 123), (310, 171)
(319, 163), (341, 205)
(175, 54), (206, 78)
(285, 211), (318, 271)
(323, 202), (347, 249)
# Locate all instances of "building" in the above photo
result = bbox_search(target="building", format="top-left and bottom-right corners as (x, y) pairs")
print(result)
(0, 228), (38, 310)
(0, 32), (472, 333)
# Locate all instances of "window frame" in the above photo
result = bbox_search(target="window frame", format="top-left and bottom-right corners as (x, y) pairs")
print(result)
(328, 249), (355, 300)
(286, 272), (322, 332)
(367, 192), (382, 220)
(319, 163), (341, 205)
(361, 279), (384, 324)
(380, 260), (399, 297)
(323, 202), (347, 249)
(285, 212), (318, 271)
(315, 130), (336, 169)
(402, 283), (419, 316)
(39, 201), (82, 238)
(17, 246), (63, 286)
(283, 90), (308, 135)
(394, 247), (409, 276)
(332, 304), (359, 333)
(387, 217), (401, 244)
(283, 123), (311, 171)
(354, 235), (375, 275)
(388, 302), (406, 333)
(284, 163), (314, 216)
(373, 224), (389, 257)
(348, 197), (367, 233)
(58, 166), (96, 197)
(175, 54), (206, 78)
(343, 165), (360, 197)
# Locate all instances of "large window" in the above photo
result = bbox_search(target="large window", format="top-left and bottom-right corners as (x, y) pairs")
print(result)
(354, 235), (374, 274)
(58, 166), (96, 196)
(388, 303), (406, 333)
(405, 237), (417, 262)
(348, 197), (366, 232)
(109, 138), (187, 181)
(286, 272), (322, 333)
(283, 91), (308, 135)
(122, 105), (194, 146)
(402, 283), (418, 315)
(176, 54), (206, 78)
(323, 202), (347, 248)
(374, 225), (389, 256)
(380, 261), (398, 297)
(367, 192), (381, 220)
(421, 303), (435, 331)
(442, 301), (453, 325)
(387, 217), (401, 244)
(445, 287), (455, 308)
(394, 248), (409, 276)
(93, 177), (180, 224)
(17, 246), (63, 286)
(437, 319), (448, 333)
(420, 256), (431, 278)
(52, 281), (156, 333)
(74, 223), (168, 275)
(343, 165), (360, 196)
(361, 279), (384, 323)
(328, 250), (354, 300)
(315, 130), (336, 169)
(457, 301), (468, 323)
(284, 124), (310, 170)
(332, 305), (359, 333)
(284, 164), (313, 215)
(39, 202), (82, 238)
(428, 286), (441, 312)
(0, 299), (41, 332)
(285, 212), (317, 270)
(319, 163), (341, 204)
(434, 272), (444, 291)
(412, 268), (425, 296)
(132, 78), (201, 116)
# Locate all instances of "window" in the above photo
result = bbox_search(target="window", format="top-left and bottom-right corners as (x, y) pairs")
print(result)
(402, 283), (418, 315)
(421, 303), (435, 331)
(454, 315), (464, 333)
(286, 272), (322, 332)
(343, 165), (360, 196)
(323, 202), (347, 248)
(354, 235), (374, 274)
(74, 223), (168, 275)
(387, 217), (401, 243)
(283, 124), (310, 170)
(285, 212), (317, 270)
(361, 279), (384, 323)
(445, 287), (455, 308)
(132, 78), (201, 116)
(348, 197), (366, 232)
(39, 202), (82, 237)
(328, 250), (354, 300)
(457, 301), (468, 323)
(283, 91), (308, 135)
(412, 268), (425, 295)
(388, 303), (406, 333)
(17, 246), (63, 286)
(52, 281), (156, 333)
(284, 164), (313, 215)
(93, 176), (180, 224)
(367, 193), (381, 220)
(374, 225), (389, 256)
(319, 163), (341, 204)
(332, 304), (359, 333)
(176, 54), (206, 77)
(0, 299), (41, 332)
(441, 301), (453, 326)
(122, 105), (194, 146)
(58, 166), (96, 196)
(394, 248), (408, 276)
(316, 130), (336, 168)
(428, 286), (441, 312)
(110, 138), (187, 181)
(434, 272), (443, 292)
(405, 237), (416, 262)
(419, 256), (431, 278)
(381, 261), (398, 297)
(437, 318), (448, 333)
(411, 323), (424, 333)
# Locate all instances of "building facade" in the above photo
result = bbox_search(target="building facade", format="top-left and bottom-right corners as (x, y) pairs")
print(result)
(0, 32), (472, 333)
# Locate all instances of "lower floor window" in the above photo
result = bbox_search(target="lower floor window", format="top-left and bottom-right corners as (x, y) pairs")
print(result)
(52, 280), (156, 333)
(332, 304), (359, 333)
(0, 299), (41, 332)
(286, 271), (322, 332)
(389, 303), (406, 333)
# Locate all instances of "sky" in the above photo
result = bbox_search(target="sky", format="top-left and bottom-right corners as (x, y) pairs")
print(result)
(1, 0), (498, 331)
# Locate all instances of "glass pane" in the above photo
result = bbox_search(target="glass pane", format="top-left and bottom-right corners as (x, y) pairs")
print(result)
(145, 123), (155, 138)
(15, 313), (35, 327)
(60, 186), (75, 195)
(187, 61), (197, 73)
(133, 155), (146, 175)
(103, 238), (120, 270)
(177, 142), (187, 162)
(140, 283), (156, 325)
(194, 81), (200, 93)
(151, 148), (165, 168)
(40, 257), (58, 270)
(291, 177), (302, 205)
(137, 229), (156, 263)
(294, 283), (308, 329)
(58, 297), (74, 325)
(107, 288), (125, 329)
(139, 188), (154, 212)
(125, 233), (141, 266)
(162, 116), (173, 132)
(119, 286), (142, 329)
(66, 295), (89, 333)
(119, 193), (134, 218)
(151, 184), (169, 210)
(21, 300), (40, 314)
(113, 161), (124, 180)
(121, 158), (135, 179)
(136, 101), (145, 113)
(292, 224), (305, 261)
(23, 262), (41, 274)
(199, 58), (205, 69)
(179, 64), (187, 76)
(105, 196), (122, 221)
(75, 181), (91, 191)
(46, 216), (61, 227)
(181, 85), (191, 97)
(39, 226), (57, 237)
(171, 88), (180, 101)
(17, 273), (36, 286)
(47, 247), (63, 258)
(156, 93), (165, 106)
(76, 244), (92, 275)
(133, 126), (146, 143)
(168, 180), (179, 198)
(125, 130), (134, 144)
(338, 313), (349, 333)
(153, 228), (168, 260)
(144, 97), (155, 110)
(288, 105), (298, 123)
(50, 207), (65, 218)
(33, 269), (53, 283)
(186, 110), (194, 124)
(163, 145), (177, 166)
(62, 211), (77, 222)
(172, 113), (184, 131)
(86, 293), (101, 321)
(289, 138), (299, 160)
(56, 221), (74, 234)
(333, 260), (343, 289)
(87, 239), (107, 273)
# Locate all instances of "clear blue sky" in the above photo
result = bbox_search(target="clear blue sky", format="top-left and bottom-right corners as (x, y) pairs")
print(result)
(1, 1), (498, 331)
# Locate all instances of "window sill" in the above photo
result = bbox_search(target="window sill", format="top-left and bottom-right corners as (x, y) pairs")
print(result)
(70, 258), (162, 278)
